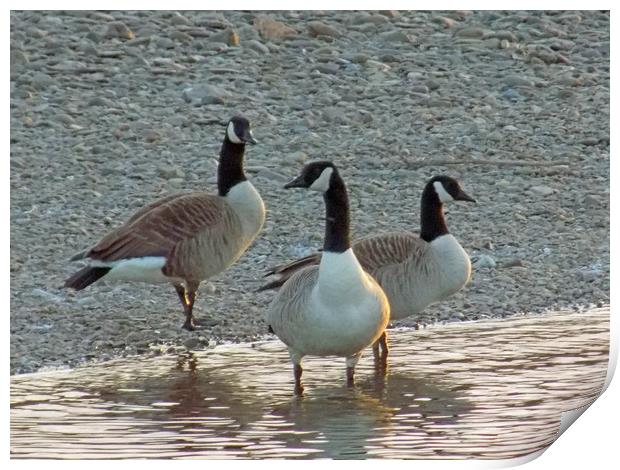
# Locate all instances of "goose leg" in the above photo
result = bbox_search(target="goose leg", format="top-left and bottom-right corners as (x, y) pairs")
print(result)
(373, 331), (389, 368)
(183, 281), (200, 330)
(290, 350), (304, 396)
(379, 331), (389, 359)
(346, 353), (362, 387)
(174, 284), (195, 331)
(294, 364), (304, 396)
(372, 340), (381, 361)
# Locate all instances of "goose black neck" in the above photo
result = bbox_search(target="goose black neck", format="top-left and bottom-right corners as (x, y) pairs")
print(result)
(420, 184), (449, 242)
(323, 170), (351, 253)
(218, 137), (247, 196)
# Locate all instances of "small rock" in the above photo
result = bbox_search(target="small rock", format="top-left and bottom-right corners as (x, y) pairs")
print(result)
(209, 28), (240, 46)
(285, 151), (307, 166)
(182, 84), (231, 105)
(378, 30), (416, 43)
(473, 254), (496, 269)
(31, 288), (64, 303)
(322, 106), (347, 124)
(253, 15), (297, 40)
(379, 10), (399, 18)
(245, 39), (269, 54)
(256, 167), (289, 183)
(307, 21), (341, 38)
(504, 75), (534, 88)
(455, 27), (485, 39)
(584, 195), (602, 208)
(502, 258), (525, 268)
(482, 38), (500, 49)
(169, 30), (193, 43)
(11, 49), (29, 66)
(87, 96), (115, 107)
(487, 30), (518, 42)
(314, 63), (339, 74)
(170, 12), (191, 26)
(529, 185), (555, 197)
(184, 337), (200, 350)
(106, 21), (134, 40)
(349, 53), (370, 64)
(158, 165), (184, 179)
(145, 131), (161, 143)
(580, 137), (600, 146)
(30, 72), (57, 90)
(433, 16), (456, 28)
(501, 88), (522, 101)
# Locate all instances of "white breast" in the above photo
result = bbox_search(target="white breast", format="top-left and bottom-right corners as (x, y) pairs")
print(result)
(225, 181), (266, 243)
(269, 249), (390, 358)
(429, 233), (471, 295)
(315, 249), (370, 303)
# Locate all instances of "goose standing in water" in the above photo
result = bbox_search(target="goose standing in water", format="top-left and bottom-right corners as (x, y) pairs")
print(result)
(266, 161), (390, 395)
(261, 175), (475, 359)
(65, 116), (266, 331)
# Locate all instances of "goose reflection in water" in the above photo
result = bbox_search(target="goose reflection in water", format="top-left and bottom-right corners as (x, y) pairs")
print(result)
(89, 348), (471, 459)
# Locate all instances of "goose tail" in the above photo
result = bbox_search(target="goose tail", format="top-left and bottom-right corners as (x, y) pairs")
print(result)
(64, 266), (111, 290)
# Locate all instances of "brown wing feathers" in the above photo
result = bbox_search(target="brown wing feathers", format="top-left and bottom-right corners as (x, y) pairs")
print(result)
(259, 232), (425, 292)
(84, 192), (227, 263)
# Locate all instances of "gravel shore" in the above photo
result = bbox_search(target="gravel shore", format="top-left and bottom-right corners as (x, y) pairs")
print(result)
(10, 10), (609, 374)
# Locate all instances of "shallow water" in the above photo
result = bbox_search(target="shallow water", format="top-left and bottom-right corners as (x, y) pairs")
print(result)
(11, 308), (609, 459)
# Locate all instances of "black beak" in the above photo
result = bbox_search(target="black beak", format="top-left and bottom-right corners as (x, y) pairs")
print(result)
(243, 130), (257, 145)
(284, 175), (306, 189)
(456, 189), (476, 203)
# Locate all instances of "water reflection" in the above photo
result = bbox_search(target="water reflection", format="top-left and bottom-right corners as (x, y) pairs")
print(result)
(11, 308), (609, 459)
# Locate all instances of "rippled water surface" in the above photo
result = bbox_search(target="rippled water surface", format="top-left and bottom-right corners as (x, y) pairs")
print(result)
(11, 308), (609, 459)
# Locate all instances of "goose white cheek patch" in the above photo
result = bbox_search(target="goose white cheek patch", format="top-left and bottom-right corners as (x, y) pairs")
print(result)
(227, 122), (242, 144)
(433, 181), (454, 203)
(309, 167), (334, 192)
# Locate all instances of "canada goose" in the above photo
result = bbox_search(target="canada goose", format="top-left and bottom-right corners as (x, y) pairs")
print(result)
(261, 175), (475, 358)
(64, 115), (266, 331)
(267, 161), (390, 395)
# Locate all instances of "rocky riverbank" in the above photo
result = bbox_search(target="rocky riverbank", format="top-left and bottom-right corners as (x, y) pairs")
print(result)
(10, 10), (609, 374)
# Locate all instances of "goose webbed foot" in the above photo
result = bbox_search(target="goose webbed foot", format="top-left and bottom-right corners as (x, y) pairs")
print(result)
(182, 315), (196, 331)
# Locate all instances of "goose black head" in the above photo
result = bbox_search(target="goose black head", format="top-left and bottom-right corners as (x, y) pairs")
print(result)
(284, 160), (337, 192)
(226, 115), (257, 145)
(428, 175), (476, 204)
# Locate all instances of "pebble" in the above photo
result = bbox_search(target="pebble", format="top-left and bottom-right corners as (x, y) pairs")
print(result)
(504, 75), (534, 88)
(501, 88), (522, 100)
(378, 30), (416, 43)
(29, 72), (57, 90)
(182, 84), (231, 105)
(314, 63), (339, 75)
(455, 27), (486, 39)
(157, 165), (184, 179)
(473, 254), (497, 269)
(209, 28), (240, 46)
(502, 258), (526, 268)
(170, 12), (191, 26)
(583, 195), (602, 208)
(245, 39), (270, 54)
(253, 15), (297, 39)
(529, 185), (555, 197)
(106, 21), (134, 40)
(307, 21), (341, 38)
